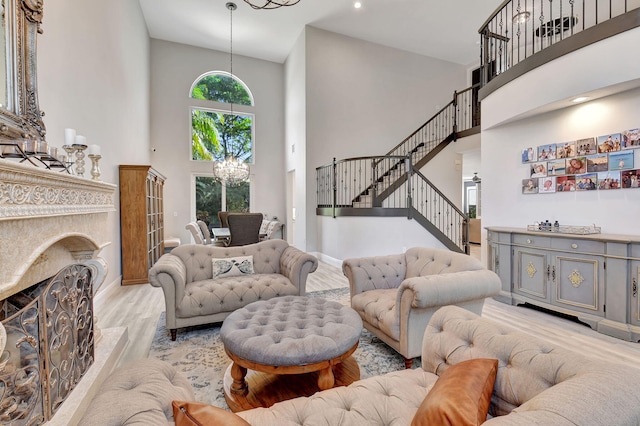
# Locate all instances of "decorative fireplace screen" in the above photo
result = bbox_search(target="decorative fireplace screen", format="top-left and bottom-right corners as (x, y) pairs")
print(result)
(0, 263), (94, 425)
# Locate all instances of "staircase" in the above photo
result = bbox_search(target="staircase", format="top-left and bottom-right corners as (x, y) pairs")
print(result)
(316, 84), (480, 253)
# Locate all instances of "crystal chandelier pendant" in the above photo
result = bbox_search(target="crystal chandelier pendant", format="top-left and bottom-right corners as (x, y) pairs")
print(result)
(213, 156), (250, 185)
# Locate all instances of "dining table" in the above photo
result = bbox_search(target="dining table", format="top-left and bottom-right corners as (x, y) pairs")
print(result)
(211, 227), (267, 243)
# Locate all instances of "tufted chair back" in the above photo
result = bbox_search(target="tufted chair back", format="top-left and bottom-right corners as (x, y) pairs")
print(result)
(196, 220), (211, 244)
(423, 305), (615, 421)
(404, 246), (484, 278)
(170, 239), (290, 284)
(185, 222), (205, 244)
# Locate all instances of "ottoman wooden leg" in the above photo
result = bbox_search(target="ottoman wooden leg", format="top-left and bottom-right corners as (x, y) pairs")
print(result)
(317, 366), (335, 390)
(230, 362), (248, 396)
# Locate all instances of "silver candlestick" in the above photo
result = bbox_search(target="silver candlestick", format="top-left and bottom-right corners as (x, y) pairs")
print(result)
(72, 144), (88, 177)
(62, 144), (77, 174)
(88, 154), (102, 181)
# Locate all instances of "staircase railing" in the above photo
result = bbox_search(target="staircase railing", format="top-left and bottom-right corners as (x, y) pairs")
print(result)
(316, 155), (469, 253)
(345, 84), (480, 207)
(479, 0), (640, 86)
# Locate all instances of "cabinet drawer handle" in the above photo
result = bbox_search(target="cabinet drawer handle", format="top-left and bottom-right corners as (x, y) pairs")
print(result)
(634, 278), (637, 298)
(571, 243), (578, 249)
(526, 239), (532, 244)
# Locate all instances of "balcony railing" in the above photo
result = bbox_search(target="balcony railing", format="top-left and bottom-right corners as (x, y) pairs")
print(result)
(480, 0), (640, 87)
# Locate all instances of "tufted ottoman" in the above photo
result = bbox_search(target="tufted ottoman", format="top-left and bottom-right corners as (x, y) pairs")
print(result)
(220, 295), (363, 412)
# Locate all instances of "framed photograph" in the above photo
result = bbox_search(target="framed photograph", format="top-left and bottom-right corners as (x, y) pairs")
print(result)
(576, 138), (597, 155)
(538, 176), (556, 193)
(609, 150), (634, 171)
(548, 159), (566, 175)
(622, 129), (639, 149)
(566, 157), (587, 174)
(556, 175), (576, 192)
(530, 161), (548, 178)
(575, 173), (597, 191)
(537, 144), (556, 160)
(586, 153), (608, 173)
(522, 178), (539, 194)
(521, 147), (537, 163)
(597, 171), (621, 189)
(621, 169), (640, 188)
(556, 141), (576, 158)
(597, 133), (622, 153)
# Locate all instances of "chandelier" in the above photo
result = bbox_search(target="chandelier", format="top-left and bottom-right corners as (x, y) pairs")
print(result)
(243, 0), (301, 10)
(213, 155), (250, 185)
(212, 2), (250, 185)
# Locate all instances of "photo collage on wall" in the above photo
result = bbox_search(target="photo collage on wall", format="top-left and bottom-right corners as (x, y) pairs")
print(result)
(521, 129), (640, 194)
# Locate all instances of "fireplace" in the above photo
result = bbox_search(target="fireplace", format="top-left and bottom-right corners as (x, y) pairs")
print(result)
(0, 160), (116, 424)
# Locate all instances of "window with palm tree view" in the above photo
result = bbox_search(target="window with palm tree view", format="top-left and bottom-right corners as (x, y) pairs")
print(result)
(191, 72), (253, 227)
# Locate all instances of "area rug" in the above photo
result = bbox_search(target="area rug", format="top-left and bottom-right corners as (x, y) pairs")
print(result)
(148, 287), (421, 409)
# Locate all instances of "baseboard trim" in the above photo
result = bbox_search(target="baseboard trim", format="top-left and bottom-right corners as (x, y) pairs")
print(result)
(313, 252), (342, 269)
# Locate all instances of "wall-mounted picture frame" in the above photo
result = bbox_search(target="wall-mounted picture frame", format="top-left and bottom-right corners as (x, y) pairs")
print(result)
(521, 147), (538, 163)
(522, 178), (539, 194)
(530, 161), (547, 177)
(597, 171), (621, 189)
(548, 159), (566, 175)
(566, 157), (587, 174)
(576, 138), (597, 155)
(597, 133), (622, 153)
(576, 173), (597, 191)
(621, 169), (640, 188)
(586, 153), (608, 173)
(538, 176), (556, 193)
(556, 141), (576, 158)
(537, 144), (556, 160)
(622, 129), (639, 149)
(609, 150), (634, 171)
(556, 175), (576, 192)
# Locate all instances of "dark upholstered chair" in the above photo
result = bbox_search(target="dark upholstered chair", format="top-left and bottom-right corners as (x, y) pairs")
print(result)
(218, 211), (230, 228)
(227, 213), (263, 246)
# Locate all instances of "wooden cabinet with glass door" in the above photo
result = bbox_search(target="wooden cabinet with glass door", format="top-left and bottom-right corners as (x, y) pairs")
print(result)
(119, 165), (166, 285)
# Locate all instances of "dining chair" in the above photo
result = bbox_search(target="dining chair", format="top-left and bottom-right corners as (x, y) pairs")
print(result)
(227, 213), (264, 246)
(218, 211), (230, 228)
(196, 220), (212, 244)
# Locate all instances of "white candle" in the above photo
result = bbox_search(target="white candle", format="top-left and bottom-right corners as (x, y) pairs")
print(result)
(88, 144), (101, 156)
(74, 135), (87, 146)
(64, 128), (76, 146)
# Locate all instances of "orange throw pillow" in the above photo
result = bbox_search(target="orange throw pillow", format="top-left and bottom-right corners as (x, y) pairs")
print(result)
(411, 358), (499, 426)
(172, 400), (250, 426)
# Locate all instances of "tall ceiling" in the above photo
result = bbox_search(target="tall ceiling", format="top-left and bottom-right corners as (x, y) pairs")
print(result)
(138, 0), (502, 65)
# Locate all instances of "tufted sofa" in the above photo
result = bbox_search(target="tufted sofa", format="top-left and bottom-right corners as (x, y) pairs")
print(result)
(342, 247), (501, 367)
(80, 305), (640, 425)
(149, 239), (318, 340)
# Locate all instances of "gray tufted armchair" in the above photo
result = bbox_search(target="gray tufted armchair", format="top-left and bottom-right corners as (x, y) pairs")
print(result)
(342, 246), (500, 367)
(149, 239), (318, 340)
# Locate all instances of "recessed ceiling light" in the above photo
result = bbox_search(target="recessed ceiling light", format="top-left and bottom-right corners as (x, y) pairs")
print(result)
(572, 97), (589, 103)
(354, 1), (362, 8)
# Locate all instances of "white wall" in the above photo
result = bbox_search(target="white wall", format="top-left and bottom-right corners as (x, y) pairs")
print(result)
(284, 31), (306, 248)
(302, 26), (470, 258)
(148, 40), (285, 244)
(38, 0), (150, 290)
(481, 27), (640, 246)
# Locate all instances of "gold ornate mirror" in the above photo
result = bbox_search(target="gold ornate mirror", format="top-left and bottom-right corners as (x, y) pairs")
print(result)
(0, 0), (45, 140)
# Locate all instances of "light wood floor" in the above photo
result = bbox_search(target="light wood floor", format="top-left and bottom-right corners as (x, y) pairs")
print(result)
(95, 252), (640, 369)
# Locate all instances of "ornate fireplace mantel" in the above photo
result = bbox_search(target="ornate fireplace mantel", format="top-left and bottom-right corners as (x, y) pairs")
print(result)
(0, 160), (116, 300)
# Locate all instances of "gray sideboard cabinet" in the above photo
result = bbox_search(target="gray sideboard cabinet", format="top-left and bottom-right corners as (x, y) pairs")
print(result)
(487, 227), (640, 341)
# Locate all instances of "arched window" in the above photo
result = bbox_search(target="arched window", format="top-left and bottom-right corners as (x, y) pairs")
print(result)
(190, 72), (254, 230)
(190, 71), (254, 162)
